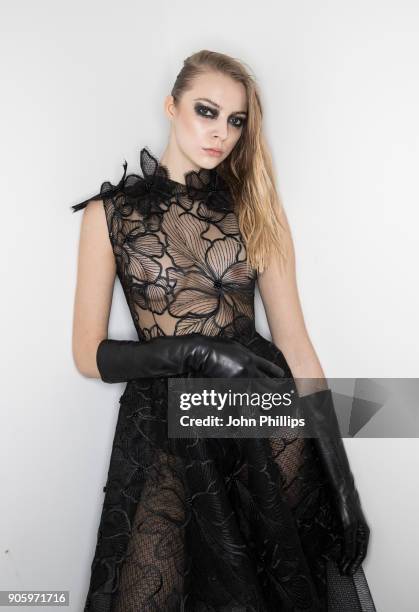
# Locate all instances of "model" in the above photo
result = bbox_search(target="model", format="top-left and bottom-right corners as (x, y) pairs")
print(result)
(71, 49), (376, 611)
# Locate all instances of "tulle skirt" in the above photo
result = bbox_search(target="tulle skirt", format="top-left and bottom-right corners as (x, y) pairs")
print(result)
(83, 330), (376, 611)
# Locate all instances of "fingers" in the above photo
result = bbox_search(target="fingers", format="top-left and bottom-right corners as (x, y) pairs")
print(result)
(345, 548), (365, 576)
(339, 522), (369, 576)
(255, 356), (286, 378)
(345, 524), (370, 575)
(229, 341), (287, 379)
(338, 524), (357, 575)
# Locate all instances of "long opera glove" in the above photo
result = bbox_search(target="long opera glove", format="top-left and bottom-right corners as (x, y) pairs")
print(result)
(96, 333), (286, 383)
(297, 388), (370, 576)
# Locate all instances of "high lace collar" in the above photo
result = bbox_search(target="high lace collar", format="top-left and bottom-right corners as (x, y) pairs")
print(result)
(71, 146), (234, 214)
(121, 147), (234, 213)
(143, 146), (215, 192)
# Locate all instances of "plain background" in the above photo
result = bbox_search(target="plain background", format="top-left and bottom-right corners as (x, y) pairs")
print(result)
(1, 0), (418, 610)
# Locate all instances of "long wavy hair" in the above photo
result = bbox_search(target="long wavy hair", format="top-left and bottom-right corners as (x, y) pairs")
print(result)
(170, 49), (290, 275)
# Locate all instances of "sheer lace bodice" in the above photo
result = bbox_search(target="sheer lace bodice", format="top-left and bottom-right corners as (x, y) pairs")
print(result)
(72, 146), (257, 341)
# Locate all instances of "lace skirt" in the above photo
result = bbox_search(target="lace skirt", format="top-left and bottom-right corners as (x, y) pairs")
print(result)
(83, 331), (377, 612)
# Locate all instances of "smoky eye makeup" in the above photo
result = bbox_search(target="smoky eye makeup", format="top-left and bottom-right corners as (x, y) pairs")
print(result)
(194, 103), (247, 128)
(194, 103), (216, 118)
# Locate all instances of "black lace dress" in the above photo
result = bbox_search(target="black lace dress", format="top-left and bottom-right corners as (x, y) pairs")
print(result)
(72, 147), (376, 612)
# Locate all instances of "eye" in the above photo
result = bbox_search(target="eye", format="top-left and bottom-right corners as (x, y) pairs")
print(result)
(194, 104), (246, 129)
(195, 104), (216, 118)
(230, 116), (246, 129)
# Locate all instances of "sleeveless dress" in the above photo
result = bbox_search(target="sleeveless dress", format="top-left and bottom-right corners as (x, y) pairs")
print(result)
(72, 146), (377, 612)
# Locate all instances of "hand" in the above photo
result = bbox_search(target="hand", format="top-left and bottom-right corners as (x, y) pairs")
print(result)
(296, 388), (371, 576)
(336, 489), (370, 576)
(95, 332), (286, 383)
(190, 336), (286, 379)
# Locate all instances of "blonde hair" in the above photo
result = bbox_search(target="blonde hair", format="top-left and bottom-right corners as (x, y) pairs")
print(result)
(171, 49), (289, 274)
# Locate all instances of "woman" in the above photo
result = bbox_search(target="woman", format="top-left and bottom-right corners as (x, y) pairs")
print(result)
(71, 50), (376, 611)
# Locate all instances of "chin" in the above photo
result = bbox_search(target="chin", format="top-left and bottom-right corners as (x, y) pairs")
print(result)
(200, 150), (223, 166)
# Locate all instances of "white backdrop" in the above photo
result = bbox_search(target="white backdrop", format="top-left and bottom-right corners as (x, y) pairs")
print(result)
(1, 0), (418, 610)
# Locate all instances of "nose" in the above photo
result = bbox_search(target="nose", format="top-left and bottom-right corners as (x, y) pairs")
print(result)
(212, 117), (229, 141)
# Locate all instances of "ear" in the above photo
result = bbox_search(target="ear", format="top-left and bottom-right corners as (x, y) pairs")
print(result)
(163, 94), (177, 121)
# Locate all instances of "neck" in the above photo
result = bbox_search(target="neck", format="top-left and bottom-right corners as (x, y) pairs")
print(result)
(159, 144), (201, 185)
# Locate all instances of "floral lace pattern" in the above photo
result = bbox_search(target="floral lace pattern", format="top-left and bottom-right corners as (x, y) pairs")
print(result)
(73, 146), (256, 341)
(72, 147), (376, 611)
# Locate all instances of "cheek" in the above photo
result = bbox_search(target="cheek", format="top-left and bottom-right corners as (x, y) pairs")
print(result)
(177, 111), (206, 138)
(226, 130), (243, 154)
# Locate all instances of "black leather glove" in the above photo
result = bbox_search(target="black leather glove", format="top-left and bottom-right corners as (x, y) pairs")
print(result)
(96, 333), (286, 383)
(297, 388), (370, 576)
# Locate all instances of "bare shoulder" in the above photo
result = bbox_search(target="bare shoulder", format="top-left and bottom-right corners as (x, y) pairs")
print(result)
(78, 198), (112, 251)
(80, 197), (105, 223)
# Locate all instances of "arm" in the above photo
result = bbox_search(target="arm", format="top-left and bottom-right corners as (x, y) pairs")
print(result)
(257, 208), (326, 396)
(72, 199), (116, 378)
(258, 208), (370, 575)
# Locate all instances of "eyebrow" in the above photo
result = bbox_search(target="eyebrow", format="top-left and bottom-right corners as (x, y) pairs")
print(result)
(193, 97), (247, 116)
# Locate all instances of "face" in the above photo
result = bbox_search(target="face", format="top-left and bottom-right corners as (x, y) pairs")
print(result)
(164, 70), (247, 170)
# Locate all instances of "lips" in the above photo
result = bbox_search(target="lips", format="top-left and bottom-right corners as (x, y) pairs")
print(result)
(203, 147), (223, 155)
